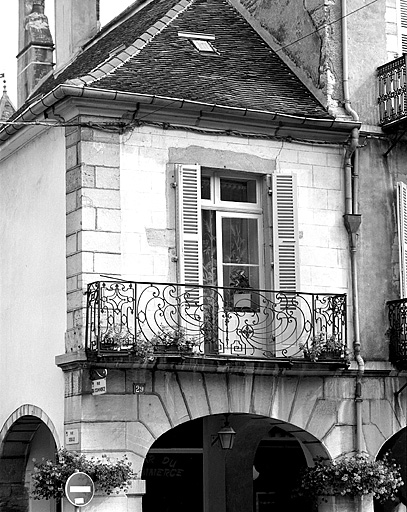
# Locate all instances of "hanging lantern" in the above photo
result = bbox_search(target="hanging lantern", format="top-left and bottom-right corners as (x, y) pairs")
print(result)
(217, 421), (236, 450)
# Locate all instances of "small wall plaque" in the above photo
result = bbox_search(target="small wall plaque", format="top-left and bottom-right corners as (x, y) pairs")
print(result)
(133, 383), (146, 394)
(65, 428), (79, 445)
(91, 378), (107, 395)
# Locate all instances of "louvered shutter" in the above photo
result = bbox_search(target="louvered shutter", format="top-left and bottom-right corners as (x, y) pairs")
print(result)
(401, 0), (407, 53)
(397, 182), (407, 298)
(272, 173), (299, 291)
(176, 164), (203, 293)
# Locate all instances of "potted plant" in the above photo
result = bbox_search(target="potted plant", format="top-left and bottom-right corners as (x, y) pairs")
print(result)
(101, 327), (154, 360)
(101, 324), (134, 351)
(132, 332), (155, 360)
(300, 331), (343, 362)
(295, 453), (404, 505)
(150, 325), (199, 354)
(229, 269), (253, 309)
(31, 449), (135, 502)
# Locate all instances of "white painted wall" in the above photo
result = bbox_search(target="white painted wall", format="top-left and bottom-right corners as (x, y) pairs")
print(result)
(0, 126), (66, 443)
(120, 125), (349, 295)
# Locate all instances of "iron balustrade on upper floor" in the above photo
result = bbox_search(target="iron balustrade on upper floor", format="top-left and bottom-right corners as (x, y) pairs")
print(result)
(85, 281), (347, 362)
(378, 55), (407, 127)
(387, 298), (407, 369)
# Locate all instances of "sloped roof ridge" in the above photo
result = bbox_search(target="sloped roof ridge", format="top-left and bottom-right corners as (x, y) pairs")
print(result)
(69, 0), (196, 87)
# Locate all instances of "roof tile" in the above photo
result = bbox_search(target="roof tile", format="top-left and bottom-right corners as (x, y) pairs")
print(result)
(14, 0), (331, 121)
(88, 0), (331, 118)
(146, 25), (161, 37)
(133, 39), (147, 50)
(153, 20), (167, 31)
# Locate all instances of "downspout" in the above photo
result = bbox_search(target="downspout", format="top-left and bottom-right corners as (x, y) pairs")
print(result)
(341, 0), (365, 455)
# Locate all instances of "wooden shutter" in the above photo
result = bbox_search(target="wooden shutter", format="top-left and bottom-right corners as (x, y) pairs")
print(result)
(176, 164), (203, 288)
(397, 181), (407, 298)
(272, 173), (299, 291)
(401, 0), (407, 53)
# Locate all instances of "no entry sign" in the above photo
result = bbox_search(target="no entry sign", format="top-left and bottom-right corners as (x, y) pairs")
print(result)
(65, 472), (94, 507)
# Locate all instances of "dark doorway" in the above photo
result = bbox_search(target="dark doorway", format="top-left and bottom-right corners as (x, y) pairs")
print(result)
(142, 416), (315, 512)
(0, 415), (58, 512)
(142, 418), (204, 512)
(253, 427), (312, 512)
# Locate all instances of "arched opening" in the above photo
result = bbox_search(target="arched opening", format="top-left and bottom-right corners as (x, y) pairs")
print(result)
(0, 415), (58, 512)
(375, 427), (407, 512)
(141, 414), (325, 512)
(252, 426), (312, 512)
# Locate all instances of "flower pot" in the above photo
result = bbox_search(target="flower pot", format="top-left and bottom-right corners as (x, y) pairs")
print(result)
(317, 494), (373, 512)
(233, 292), (253, 309)
(319, 350), (342, 360)
(317, 495), (334, 512)
(154, 343), (181, 354)
(153, 344), (194, 356)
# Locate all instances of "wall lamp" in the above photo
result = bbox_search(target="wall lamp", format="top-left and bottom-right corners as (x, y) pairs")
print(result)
(211, 415), (236, 450)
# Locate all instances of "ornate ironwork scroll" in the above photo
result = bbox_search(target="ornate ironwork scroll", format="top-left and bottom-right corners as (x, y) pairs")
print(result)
(86, 281), (347, 361)
(387, 298), (407, 369)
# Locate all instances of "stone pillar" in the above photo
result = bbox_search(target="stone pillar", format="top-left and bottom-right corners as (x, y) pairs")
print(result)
(65, 120), (122, 352)
(63, 481), (145, 512)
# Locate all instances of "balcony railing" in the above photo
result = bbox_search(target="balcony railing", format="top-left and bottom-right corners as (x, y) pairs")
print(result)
(85, 281), (347, 362)
(387, 298), (407, 369)
(378, 55), (407, 126)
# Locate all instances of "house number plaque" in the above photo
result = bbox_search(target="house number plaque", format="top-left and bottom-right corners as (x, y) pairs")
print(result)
(133, 383), (146, 394)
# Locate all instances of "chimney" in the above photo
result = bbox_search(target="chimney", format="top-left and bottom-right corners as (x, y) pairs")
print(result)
(17, 0), (54, 107)
(55, 0), (100, 73)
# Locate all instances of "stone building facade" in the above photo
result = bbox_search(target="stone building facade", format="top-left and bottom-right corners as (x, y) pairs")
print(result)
(0, 1), (407, 512)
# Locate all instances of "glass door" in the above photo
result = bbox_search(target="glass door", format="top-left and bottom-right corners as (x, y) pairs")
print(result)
(201, 173), (268, 357)
(218, 212), (265, 357)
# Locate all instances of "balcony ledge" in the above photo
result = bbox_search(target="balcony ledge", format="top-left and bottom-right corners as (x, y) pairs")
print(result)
(56, 350), (350, 376)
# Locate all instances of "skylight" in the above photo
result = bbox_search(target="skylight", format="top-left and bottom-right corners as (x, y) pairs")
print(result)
(191, 39), (215, 52)
(178, 32), (217, 54)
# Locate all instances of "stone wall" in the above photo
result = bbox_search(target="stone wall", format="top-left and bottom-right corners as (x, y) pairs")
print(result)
(65, 120), (122, 352)
(61, 363), (407, 512)
(120, 124), (349, 294)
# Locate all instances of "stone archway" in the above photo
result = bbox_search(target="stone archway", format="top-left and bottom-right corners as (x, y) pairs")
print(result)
(141, 413), (329, 512)
(0, 405), (59, 512)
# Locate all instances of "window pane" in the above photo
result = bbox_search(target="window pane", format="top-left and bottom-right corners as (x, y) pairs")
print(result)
(220, 178), (256, 203)
(202, 210), (217, 285)
(222, 218), (259, 265)
(201, 176), (211, 200)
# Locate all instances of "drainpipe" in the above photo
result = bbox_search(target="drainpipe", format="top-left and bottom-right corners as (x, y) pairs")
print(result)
(341, 0), (365, 456)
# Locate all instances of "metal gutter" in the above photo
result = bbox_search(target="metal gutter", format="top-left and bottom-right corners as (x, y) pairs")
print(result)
(0, 84), (360, 143)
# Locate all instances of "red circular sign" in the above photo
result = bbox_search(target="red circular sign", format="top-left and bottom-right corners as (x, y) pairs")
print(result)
(65, 472), (95, 507)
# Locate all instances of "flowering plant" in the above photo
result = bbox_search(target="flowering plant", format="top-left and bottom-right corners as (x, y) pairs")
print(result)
(101, 326), (153, 360)
(150, 325), (199, 351)
(133, 333), (155, 360)
(296, 453), (403, 503)
(299, 331), (343, 361)
(31, 449), (135, 501)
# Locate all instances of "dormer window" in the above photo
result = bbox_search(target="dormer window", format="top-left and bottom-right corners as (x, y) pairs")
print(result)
(178, 31), (217, 54)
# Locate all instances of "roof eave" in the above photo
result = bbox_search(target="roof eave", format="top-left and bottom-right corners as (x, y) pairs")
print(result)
(0, 84), (360, 143)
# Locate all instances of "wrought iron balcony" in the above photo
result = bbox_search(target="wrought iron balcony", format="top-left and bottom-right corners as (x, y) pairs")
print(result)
(387, 298), (407, 369)
(85, 281), (347, 363)
(378, 55), (407, 127)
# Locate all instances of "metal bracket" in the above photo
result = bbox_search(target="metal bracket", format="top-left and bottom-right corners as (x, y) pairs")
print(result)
(383, 128), (407, 158)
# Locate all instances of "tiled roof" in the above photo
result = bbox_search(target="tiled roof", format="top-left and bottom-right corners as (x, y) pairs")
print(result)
(24, 0), (332, 120)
